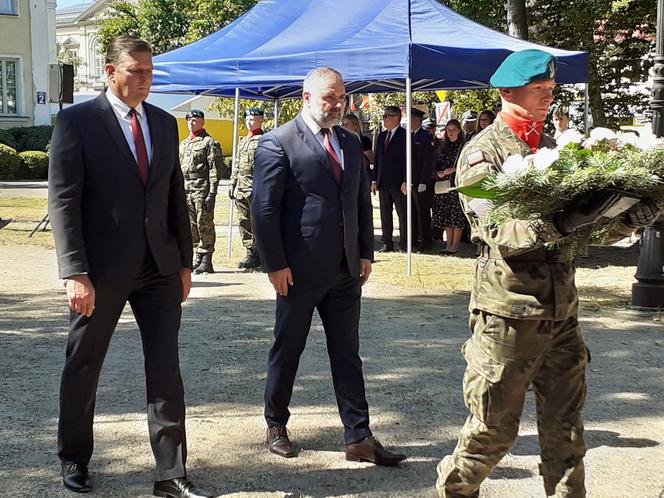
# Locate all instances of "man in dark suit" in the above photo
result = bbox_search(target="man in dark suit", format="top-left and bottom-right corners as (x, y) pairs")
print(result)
(48, 36), (212, 498)
(410, 108), (435, 251)
(371, 106), (407, 252)
(252, 67), (406, 466)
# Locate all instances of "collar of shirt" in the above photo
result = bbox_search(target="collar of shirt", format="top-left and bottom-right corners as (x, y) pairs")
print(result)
(301, 110), (343, 168)
(106, 87), (146, 120)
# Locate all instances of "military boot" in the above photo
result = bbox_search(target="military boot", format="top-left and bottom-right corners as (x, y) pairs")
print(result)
(239, 249), (261, 270)
(193, 252), (203, 270)
(194, 254), (214, 274)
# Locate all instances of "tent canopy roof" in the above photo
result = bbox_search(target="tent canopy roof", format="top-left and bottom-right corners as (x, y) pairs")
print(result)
(152, 0), (588, 99)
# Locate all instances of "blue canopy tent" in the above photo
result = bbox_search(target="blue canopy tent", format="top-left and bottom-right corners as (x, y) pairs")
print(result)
(152, 0), (589, 271)
(152, 0), (588, 98)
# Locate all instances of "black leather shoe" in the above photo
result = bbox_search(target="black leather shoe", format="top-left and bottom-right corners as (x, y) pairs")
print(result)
(267, 425), (296, 458)
(62, 463), (91, 493)
(346, 436), (407, 466)
(153, 477), (214, 498)
(377, 245), (394, 253)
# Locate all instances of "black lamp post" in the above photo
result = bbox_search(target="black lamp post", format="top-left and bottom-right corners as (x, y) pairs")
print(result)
(630, 0), (664, 309)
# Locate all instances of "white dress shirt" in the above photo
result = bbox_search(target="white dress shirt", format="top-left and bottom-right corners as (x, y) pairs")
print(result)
(301, 110), (344, 170)
(105, 88), (153, 164)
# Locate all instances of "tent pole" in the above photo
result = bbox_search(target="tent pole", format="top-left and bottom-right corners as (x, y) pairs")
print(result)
(274, 98), (280, 127)
(584, 83), (589, 132)
(405, 77), (412, 276)
(227, 87), (241, 259)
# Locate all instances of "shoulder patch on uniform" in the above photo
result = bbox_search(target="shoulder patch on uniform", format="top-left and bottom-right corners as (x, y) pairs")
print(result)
(466, 150), (485, 166)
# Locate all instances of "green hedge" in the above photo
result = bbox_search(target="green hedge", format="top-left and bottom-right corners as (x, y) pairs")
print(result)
(0, 129), (17, 149)
(8, 125), (53, 153)
(0, 144), (23, 180)
(19, 151), (49, 179)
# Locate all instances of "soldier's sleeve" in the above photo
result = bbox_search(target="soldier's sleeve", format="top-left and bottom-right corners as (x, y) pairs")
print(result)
(458, 142), (566, 259)
(207, 138), (222, 194)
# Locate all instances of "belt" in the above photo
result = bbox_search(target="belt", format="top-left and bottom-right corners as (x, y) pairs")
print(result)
(479, 244), (565, 263)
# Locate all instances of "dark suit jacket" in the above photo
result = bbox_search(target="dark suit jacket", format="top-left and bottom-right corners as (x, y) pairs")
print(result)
(48, 92), (192, 281)
(252, 114), (374, 283)
(411, 127), (435, 186)
(372, 126), (406, 189)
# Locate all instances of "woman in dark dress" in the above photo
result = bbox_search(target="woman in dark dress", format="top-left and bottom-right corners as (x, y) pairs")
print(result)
(432, 119), (466, 254)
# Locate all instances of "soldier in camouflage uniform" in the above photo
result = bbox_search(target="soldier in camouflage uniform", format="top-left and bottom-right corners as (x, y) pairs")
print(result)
(229, 107), (264, 270)
(179, 109), (222, 274)
(436, 50), (661, 498)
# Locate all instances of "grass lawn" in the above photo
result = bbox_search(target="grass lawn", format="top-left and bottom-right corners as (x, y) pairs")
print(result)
(0, 196), (638, 310)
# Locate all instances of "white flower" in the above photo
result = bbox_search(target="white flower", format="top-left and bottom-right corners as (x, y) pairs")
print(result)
(532, 147), (560, 171)
(555, 129), (584, 150)
(589, 127), (618, 141)
(583, 127), (618, 149)
(636, 134), (664, 151)
(616, 132), (640, 149)
(501, 154), (529, 176)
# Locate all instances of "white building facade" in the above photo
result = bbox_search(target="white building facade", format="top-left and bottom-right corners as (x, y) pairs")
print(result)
(0, 0), (56, 128)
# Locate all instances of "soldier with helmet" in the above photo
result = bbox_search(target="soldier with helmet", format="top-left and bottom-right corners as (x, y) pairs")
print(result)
(229, 107), (264, 270)
(179, 109), (222, 274)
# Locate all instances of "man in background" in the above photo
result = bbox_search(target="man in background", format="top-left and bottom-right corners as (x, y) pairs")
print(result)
(461, 110), (478, 142)
(179, 109), (222, 274)
(410, 108), (435, 251)
(342, 112), (374, 178)
(229, 107), (264, 270)
(372, 106), (407, 252)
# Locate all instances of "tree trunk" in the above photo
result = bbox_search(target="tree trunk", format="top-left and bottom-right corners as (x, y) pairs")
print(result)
(507, 0), (529, 40)
(588, 73), (608, 128)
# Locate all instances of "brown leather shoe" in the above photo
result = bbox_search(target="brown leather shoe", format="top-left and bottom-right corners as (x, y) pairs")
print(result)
(267, 425), (296, 458)
(345, 436), (406, 466)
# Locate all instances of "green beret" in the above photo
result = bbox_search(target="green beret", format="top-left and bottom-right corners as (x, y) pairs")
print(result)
(245, 107), (264, 117)
(185, 109), (204, 119)
(490, 49), (557, 88)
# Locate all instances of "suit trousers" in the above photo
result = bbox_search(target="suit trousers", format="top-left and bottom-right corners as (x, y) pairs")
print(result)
(264, 267), (372, 444)
(412, 187), (433, 247)
(58, 250), (187, 481)
(378, 187), (407, 250)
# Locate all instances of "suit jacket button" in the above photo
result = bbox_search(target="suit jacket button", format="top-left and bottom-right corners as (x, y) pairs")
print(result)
(338, 221), (344, 227)
(145, 217), (149, 223)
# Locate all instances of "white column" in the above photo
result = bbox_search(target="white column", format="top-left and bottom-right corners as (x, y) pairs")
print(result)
(30, 0), (53, 125)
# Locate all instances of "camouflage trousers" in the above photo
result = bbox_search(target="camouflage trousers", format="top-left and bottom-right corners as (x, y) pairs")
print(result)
(235, 193), (256, 250)
(187, 193), (216, 254)
(436, 310), (588, 498)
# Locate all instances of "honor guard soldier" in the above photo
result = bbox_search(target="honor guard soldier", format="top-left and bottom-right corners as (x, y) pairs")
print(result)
(179, 109), (222, 274)
(435, 49), (660, 498)
(229, 107), (264, 270)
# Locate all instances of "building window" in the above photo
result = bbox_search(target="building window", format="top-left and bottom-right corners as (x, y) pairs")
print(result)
(0, 59), (19, 115)
(0, 0), (17, 15)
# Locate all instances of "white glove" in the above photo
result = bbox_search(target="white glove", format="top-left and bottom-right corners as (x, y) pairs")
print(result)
(417, 183), (427, 193)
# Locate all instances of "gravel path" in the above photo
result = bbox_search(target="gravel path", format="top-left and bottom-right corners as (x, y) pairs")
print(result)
(0, 244), (663, 498)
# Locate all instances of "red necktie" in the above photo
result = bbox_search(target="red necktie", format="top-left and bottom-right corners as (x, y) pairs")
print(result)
(383, 130), (391, 152)
(322, 128), (342, 183)
(129, 108), (149, 185)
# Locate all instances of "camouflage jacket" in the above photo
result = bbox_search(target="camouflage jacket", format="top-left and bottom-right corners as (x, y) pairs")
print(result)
(179, 130), (222, 196)
(230, 132), (261, 199)
(457, 116), (577, 320)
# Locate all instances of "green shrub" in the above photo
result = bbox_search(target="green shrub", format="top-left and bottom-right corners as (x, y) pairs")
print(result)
(0, 144), (22, 179)
(19, 151), (49, 179)
(221, 156), (232, 179)
(0, 128), (17, 149)
(9, 125), (54, 152)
